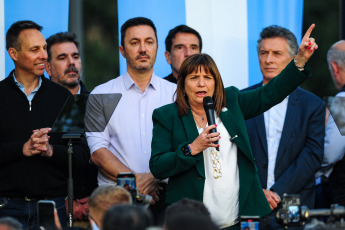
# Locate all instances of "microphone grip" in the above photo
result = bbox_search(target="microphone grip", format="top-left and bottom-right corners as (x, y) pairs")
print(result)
(205, 109), (219, 151)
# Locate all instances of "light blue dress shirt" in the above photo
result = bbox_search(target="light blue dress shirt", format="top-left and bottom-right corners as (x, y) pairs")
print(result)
(315, 91), (345, 180)
(13, 74), (42, 102)
(86, 72), (176, 186)
(264, 96), (288, 189)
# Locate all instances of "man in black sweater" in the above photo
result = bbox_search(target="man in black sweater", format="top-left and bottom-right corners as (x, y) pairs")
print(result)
(0, 20), (89, 230)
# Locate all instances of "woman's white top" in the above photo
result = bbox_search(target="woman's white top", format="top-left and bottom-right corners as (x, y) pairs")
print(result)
(197, 115), (239, 228)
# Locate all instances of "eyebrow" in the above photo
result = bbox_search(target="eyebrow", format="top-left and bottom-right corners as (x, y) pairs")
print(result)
(56, 52), (79, 59)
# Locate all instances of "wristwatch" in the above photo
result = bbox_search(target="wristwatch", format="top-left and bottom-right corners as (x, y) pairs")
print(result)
(182, 144), (192, 157)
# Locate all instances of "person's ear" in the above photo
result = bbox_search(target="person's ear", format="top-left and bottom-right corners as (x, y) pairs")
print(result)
(165, 51), (171, 64)
(119, 46), (126, 58)
(8, 48), (18, 62)
(45, 62), (52, 76)
(331, 61), (340, 76)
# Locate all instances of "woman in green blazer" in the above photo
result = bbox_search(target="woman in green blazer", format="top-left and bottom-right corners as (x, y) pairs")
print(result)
(149, 25), (317, 229)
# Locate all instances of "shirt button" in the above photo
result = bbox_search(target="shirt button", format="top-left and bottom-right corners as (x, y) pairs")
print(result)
(143, 132), (146, 136)
(141, 114), (145, 117)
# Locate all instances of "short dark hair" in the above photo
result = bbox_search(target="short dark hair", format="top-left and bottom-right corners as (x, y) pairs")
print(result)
(120, 17), (157, 48)
(165, 25), (202, 52)
(6, 20), (43, 51)
(257, 25), (298, 57)
(176, 53), (226, 117)
(102, 204), (153, 230)
(46, 32), (80, 62)
(165, 213), (219, 230)
(165, 198), (210, 218)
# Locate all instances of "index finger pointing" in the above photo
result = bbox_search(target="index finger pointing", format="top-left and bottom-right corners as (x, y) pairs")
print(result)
(302, 23), (315, 41)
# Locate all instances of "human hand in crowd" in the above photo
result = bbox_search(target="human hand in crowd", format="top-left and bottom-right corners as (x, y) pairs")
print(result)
(294, 23), (318, 68)
(135, 172), (161, 205)
(189, 125), (220, 155)
(54, 208), (62, 230)
(23, 128), (53, 157)
(263, 189), (281, 210)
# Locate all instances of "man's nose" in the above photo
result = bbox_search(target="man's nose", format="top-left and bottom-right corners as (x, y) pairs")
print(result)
(139, 42), (147, 53)
(265, 53), (274, 63)
(185, 47), (193, 57)
(67, 56), (75, 65)
(40, 49), (48, 60)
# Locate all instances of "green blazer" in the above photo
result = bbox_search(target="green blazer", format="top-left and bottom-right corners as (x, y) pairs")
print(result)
(149, 60), (311, 217)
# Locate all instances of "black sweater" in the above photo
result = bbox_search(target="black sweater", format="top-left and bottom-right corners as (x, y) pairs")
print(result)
(0, 71), (89, 198)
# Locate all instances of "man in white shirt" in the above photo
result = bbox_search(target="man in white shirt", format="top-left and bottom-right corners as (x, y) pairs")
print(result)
(244, 25), (325, 230)
(86, 17), (176, 223)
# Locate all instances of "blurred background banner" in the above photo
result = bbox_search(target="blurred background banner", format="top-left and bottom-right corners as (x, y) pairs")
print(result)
(118, 0), (303, 88)
(0, 0), (69, 80)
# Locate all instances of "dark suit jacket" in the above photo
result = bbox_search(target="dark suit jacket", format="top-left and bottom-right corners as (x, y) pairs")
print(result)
(149, 61), (311, 217)
(244, 83), (325, 208)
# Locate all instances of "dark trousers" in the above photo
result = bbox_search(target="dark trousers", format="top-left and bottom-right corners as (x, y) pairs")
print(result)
(0, 196), (67, 230)
(149, 183), (167, 226)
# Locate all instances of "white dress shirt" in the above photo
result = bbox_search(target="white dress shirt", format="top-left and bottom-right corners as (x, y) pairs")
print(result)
(264, 96), (288, 189)
(86, 72), (176, 186)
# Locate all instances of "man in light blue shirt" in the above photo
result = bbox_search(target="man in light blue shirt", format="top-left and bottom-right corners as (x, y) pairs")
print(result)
(85, 17), (176, 223)
(315, 40), (345, 207)
(244, 25), (324, 230)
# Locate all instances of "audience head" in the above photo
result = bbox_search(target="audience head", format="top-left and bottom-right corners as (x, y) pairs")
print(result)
(88, 185), (132, 229)
(165, 25), (202, 79)
(119, 17), (158, 73)
(327, 40), (345, 90)
(102, 204), (153, 230)
(164, 198), (217, 230)
(0, 217), (22, 230)
(164, 213), (219, 230)
(176, 53), (226, 116)
(45, 32), (82, 94)
(6, 20), (47, 77)
(257, 25), (298, 84)
(164, 198), (211, 218)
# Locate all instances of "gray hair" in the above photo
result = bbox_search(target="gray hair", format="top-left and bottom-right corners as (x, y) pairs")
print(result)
(257, 25), (298, 57)
(0, 217), (23, 230)
(327, 40), (345, 78)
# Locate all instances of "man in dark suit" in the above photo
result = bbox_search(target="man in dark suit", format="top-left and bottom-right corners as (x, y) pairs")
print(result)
(46, 32), (89, 95)
(46, 32), (98, 221)
(244, 25), (325, 230)
(163, 25), (202, 83)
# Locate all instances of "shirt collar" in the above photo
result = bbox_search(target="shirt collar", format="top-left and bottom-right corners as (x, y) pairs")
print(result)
(13, 73), (42, 92)
(123, 71), (158, 91)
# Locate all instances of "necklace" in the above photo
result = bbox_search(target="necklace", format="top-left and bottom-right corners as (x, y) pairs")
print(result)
(192, 110), (222, 179)
(211, 148), (222, 179)
(191, 110), (206, 129)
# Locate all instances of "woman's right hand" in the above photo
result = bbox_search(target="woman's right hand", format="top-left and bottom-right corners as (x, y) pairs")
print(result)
(189, 125), (220, 155)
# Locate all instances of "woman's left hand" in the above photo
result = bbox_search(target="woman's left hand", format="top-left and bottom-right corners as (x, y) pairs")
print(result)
(294, 24), (318, 68)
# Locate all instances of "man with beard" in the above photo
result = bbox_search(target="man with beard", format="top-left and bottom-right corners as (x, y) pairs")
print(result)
(46, 32), (88, 95)
(46, 32), (98, 222)
(85, 17), (176, 224)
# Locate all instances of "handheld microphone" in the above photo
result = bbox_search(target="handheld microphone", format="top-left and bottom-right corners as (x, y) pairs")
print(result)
(203, 96), (219, 151)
